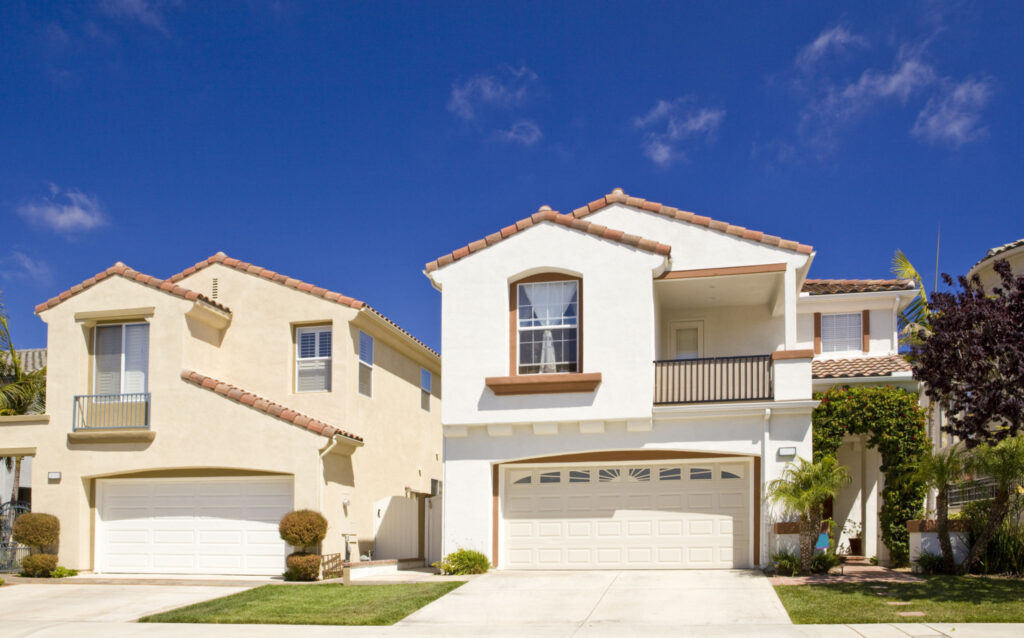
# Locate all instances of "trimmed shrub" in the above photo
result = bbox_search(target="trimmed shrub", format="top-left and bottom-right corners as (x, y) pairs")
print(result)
(915, 550), (945, 575)
(21, 554), (58, 577)
(12, 513), (60, 549)
(278, 510), (328, 552)
(283, 552), (321, 581)
(433, 549), (490, 575)
(810, 551), (841, 574)
(50, 566), (79, 578)
(771, 550), (801, 577)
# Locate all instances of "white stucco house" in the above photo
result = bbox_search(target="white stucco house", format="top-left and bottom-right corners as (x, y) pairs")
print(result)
(424, 188), (918, 569)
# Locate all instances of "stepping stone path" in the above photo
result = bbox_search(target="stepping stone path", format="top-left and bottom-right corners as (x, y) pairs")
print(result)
(887, 602), (912, 606)
(899, 611), (926, 617)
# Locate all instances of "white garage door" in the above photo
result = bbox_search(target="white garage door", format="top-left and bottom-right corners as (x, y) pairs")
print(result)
(96, 476), (293, 575)
(503, 459), (751, 569)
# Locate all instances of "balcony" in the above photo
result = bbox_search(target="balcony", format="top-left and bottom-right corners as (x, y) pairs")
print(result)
(73, 393), (150, 431)
(654, 355), (773, 405)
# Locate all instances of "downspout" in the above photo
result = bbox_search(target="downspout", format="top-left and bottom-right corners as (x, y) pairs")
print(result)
(761, 408), (772, 567)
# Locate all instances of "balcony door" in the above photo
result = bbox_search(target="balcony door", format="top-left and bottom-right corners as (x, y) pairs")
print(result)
(669, 320), (703, 360)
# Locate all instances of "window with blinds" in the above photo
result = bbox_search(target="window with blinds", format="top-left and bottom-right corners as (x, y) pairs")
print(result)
(420, 367), (431, 411)
(358, 331), (373, 397)
(296, 326), (332, 392)
(821, 313), (862, 353)
(94, 323), (149, 395)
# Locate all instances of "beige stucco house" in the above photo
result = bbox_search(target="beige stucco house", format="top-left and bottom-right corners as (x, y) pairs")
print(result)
(0, 253), (441, 575)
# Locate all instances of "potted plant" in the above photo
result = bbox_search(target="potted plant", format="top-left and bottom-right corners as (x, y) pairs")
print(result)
(843, 519), (863, 556)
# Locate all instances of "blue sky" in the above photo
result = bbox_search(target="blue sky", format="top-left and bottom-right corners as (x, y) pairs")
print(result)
(1, 1), (1021, 351)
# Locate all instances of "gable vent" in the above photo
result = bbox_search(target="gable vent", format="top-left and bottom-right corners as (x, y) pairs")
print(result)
(211, 278), (219, 299)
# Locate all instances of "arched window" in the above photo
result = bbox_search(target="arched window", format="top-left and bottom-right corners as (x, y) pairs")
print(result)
(509, 274), (582, 375)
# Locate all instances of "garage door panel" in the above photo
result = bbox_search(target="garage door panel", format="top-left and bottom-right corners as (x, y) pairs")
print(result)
(97, 477), (292, 575)
(504, 461), (752, 569)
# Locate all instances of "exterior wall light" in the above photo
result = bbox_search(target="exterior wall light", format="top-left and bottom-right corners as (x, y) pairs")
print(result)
(777, 447), (797, 458)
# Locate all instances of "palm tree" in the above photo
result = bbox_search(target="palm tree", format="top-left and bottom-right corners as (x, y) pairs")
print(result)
(958, 435), (1024, 574)
(0, 300), (46, 505)
(906, 443), (967, 573)
(891, 249), (932, 349)
(767, 456), (852, 574)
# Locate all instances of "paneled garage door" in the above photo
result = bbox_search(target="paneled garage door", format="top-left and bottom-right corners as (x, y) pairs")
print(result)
(96, 476), (293, 575)
(503, 459), (751, 569)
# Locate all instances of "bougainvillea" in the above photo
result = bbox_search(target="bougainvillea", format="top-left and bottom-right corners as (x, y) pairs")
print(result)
(812, 385), (930, 566)
(912, 259), (1024, 447)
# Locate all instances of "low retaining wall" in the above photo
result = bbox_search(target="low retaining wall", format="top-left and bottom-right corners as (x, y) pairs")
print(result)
(907, 520), (969, 568)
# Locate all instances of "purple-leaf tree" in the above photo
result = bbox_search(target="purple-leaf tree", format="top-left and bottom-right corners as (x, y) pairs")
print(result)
(912, 259), (1024, 447)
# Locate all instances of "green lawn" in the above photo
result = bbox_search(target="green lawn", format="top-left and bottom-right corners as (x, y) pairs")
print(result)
(139, 582), (465, 625)
(775, 577), (1024, 624)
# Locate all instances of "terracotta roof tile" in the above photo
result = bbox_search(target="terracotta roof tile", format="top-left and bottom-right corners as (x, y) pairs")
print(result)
(972, 237), (1024, 270)
(812, 355), (913, 379)
(35, 263), (231, 315)
(803, 279), (915, 295)
(425, 208), (673, 273)
(169, 253), (439, 359)
(180, 370), (363, 443)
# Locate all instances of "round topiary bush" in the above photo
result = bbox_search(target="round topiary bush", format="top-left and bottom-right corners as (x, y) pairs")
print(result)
(433, 548), (490, 575)
(21, 554), (58, 578)
(278, 510), (327, 552)
(284, 552), (321, 581)
(12, 513), (60, 549)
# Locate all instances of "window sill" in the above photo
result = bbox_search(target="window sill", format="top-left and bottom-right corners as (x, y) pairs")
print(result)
(68, 430), (155, 444)
(485, 373), (602, 396)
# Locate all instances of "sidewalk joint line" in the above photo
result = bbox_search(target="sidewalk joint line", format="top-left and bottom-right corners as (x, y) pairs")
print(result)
(571, 571), (619, 637)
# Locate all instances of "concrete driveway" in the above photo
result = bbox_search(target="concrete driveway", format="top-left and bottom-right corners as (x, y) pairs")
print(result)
(399, 569), (792, 633)
(0, 583), (249, 623)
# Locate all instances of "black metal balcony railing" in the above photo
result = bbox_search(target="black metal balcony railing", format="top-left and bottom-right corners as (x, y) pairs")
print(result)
(654, 355), (773, 405)
(948, 477), (998, 508)
(72, 393), (151, 430)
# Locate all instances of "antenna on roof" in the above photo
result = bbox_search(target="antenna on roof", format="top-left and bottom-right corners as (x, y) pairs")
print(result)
(933, 223), (941, 293)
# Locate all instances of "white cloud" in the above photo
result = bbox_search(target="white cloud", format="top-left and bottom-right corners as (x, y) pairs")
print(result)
(98, 0), (176, 34)
(0, 252), (53, 284)
(447, 66), (537, 120)
(796, 25), (868, 72)
(495, 120), (542, 146)
(911, 78), (993, 147)
(17, 184), (109, 234)
(633, 98), (725, 166)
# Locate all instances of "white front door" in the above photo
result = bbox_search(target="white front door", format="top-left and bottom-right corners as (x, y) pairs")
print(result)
(502, 459), (752, 569)
(96, 476), (293, 575)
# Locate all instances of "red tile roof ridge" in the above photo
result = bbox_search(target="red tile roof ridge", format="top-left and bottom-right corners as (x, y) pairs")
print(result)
(425, 207), (673, 273)
(34, 262), (231, 315)
(803, 279), (916, 295)
(169, 253), (438, 359)
(180, 369), (363, 442)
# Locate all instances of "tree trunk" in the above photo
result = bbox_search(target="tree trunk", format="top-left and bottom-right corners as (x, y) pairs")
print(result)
(935, 490), (955, 574)
(799, 510), (822, 574)
(956, 487), (1010, 575)
(10, 456), (22, 504)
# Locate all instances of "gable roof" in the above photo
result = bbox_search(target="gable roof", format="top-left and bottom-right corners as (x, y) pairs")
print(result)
(425, 207), (673, 273)
(570, 189), (814, 255)
(180, 370), (363, 443)
(802, 279), (915, 295)
(35, 263), (231, 315)
(169, 252), (438, 359)
(812, 355), (913, 379)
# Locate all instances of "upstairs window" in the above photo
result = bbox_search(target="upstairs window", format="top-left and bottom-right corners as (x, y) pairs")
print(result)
(516, 279), (579, 375)
(821, 313), (862, 353)
(358, 331), (373, 397)
(95, 323), (149, 396)
(420, 367), (431, 411)
(296, 326), (332, 392)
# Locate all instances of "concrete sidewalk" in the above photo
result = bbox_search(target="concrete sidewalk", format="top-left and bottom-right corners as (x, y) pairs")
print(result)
(4, 620), (1024, 637)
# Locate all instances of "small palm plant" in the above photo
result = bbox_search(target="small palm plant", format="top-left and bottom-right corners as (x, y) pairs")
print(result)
(767, 456), (852, 574)
(958, 435), (1024, 574)
(906, 443), (966, 573)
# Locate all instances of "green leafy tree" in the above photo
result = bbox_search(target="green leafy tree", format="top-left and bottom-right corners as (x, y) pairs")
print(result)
(958, 435), (1024, 574)
(767, 456), (852, 574)
(905, 443), (967, 573)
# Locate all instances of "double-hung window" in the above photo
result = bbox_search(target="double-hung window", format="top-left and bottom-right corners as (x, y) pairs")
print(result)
(821, 313), (862, 353)
(517, 279), (579, 374)
(358, 331), (373, 396)
(94, 323), (149, 397)
(420, 367), (431, 411)
(296, 326), (332, 392)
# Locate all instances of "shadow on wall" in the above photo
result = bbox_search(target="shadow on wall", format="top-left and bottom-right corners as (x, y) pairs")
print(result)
(346, 324), (440, 401)
(373, 495), (422, 560)
(477, 389), (597, 412)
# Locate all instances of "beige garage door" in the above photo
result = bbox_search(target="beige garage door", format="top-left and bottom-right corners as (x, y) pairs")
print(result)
(503, 459), (751, 569)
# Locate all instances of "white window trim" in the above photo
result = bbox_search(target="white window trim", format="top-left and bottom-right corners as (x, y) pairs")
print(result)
(516, 280), (580, 375)
(820, 312), (863, 355)
(667, 320), (704, 360)
(295, 325), (332, 393)
(358, 331), (373, 398)
(93, 322), (149, 398)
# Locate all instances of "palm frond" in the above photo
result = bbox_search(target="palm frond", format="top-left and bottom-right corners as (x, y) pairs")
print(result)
(891, 250), (932, 338)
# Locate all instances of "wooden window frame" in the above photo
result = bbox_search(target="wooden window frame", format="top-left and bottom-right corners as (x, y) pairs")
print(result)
(507, 273), (583, 376)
